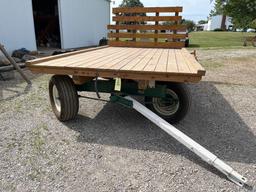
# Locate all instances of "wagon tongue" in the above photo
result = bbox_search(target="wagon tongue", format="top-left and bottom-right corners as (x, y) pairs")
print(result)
(121, 96), (248, 187)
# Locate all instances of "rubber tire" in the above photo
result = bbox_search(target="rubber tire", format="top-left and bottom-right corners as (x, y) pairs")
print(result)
(145, 83), (191, 124)
(49, 75), (79, 122)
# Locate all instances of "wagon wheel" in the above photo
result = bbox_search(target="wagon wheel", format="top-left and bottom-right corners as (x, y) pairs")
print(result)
(49, 75), (79, 122)
(145, 83), (191, 124)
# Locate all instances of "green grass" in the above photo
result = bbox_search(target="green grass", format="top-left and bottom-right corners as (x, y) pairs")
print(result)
(189, 31), (255, 49)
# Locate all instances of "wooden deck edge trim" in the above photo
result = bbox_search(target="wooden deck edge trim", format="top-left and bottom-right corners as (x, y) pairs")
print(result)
(113, 7), (183, 14)
(28, 65), (203, 77)
(30, 67), (202, 83)
(29, 67), (202, 83)
(26, 46), (109, 66)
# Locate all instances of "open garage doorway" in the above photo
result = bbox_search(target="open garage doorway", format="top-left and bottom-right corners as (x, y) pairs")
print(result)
(32, 0), (62, 49)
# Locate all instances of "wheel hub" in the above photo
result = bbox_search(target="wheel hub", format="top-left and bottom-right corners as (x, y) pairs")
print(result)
(152, 89), (180, 116)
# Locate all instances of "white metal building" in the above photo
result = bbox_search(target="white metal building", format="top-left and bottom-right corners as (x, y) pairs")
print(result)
(0, 0), (111, 54)
(207, 15), (233, 31)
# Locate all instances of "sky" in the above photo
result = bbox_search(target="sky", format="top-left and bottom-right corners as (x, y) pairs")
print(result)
(112, 0), (215, 22)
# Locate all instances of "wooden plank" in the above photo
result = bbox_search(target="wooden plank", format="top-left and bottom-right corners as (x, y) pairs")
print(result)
(28, 66), (202, 83)
(155, 49), (169, 72)
(113, 16), (182, 22)
(178, 50), (197, 74)
(65, 47), (128, 68)
(104, 48), (146, 70)
(143, 49), (163, 72)
(35, 47), (119, 67)
(120, 48), (152, 70)
(181, 48), (206, 75)
(26, 46), (109, 65)
(113, 7), (183, 14)
(174, 49), (191, 73)
(109, 41), (185, 48)
(167, 49), (178, 73)
(108, 24), (187, 31)
(108, 33), (187, 39)
(74, 48), (138, 68)
(65, 47), (122, 67)
(96, 48), (143, 69)
(132, 49), (158, 71)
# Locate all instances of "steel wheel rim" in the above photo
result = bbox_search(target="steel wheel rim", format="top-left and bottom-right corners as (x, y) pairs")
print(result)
(152, 89), (180, 116)
(53, 85), (61, 112)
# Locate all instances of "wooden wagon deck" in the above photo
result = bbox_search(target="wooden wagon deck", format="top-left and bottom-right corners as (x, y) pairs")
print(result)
(26, 46), (205, 83)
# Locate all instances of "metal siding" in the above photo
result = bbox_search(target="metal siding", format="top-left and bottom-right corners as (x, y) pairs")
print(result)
(59, 0), (110, 49)
(0, 0), (37, 54)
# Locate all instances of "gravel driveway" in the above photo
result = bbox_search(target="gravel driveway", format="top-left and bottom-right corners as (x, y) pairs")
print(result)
(0, 49), (256, 192)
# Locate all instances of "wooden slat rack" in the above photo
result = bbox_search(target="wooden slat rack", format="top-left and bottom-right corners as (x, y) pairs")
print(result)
(108, 6), (187, 49)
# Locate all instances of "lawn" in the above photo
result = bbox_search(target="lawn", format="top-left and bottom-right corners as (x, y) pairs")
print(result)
(189, 31), (255, 49)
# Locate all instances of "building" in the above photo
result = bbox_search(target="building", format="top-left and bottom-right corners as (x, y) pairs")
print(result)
(0, 0), (111, 54)
(195, 24), (208, 31)
(207, 15), (233, 31)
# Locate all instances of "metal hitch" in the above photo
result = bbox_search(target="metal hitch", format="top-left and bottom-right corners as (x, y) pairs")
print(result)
(123, 96), (248, 187)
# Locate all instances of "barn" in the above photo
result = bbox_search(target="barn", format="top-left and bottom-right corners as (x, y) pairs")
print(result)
(0, 0), (111, 53)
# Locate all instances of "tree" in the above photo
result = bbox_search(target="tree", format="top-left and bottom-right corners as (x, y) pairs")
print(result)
(211, 0), (256, 30)
(250, 19), (256, 30)
(198, 20), (208, 24)
(225, 0), (256, 30)
(119, 0), (144, 7)
(119, 0), (145, 22)
(119, 0), (145, 39)
(162, 21), (175, 26)
(181, 19), (196, 32)
(162, 20), (195, 32)
(210, 0), (225, 17)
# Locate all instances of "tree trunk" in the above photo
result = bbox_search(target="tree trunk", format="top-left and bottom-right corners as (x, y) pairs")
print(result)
(221, 15), (226, 30)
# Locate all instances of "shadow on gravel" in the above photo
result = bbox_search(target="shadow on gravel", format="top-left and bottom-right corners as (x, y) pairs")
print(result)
(65, 82), (256, 167)
(0, 70), (40, 101)
(0, 83), (32, 101)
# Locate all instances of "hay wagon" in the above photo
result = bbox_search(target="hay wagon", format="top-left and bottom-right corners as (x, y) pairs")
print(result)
(26, 7), (247, 186)
(26, 7), (205, 123)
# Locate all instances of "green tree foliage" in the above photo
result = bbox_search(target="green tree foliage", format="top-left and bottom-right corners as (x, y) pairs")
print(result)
(119, 0), (144, 7)
(210, 0), (225, 17)
(250, 19), (256, 29)
(181, 19), (196, 32)
(162, 21), (175, 26)
(162, 19), (195, 32)
(211, 0), (256, 29)
(198, 20), (208, 24)
(225, 0), (256, 29)
(119, 0), (145, 25)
